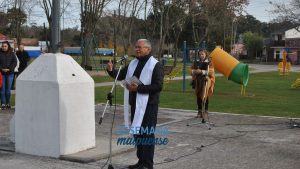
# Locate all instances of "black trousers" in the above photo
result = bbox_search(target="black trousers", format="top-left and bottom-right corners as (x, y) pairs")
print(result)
(197, 97), (209, 112)
(131, 104), (158, 169)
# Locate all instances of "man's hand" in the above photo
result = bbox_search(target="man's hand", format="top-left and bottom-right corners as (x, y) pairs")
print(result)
(127, 82), (138, 92)
(107, 59), (113, 71)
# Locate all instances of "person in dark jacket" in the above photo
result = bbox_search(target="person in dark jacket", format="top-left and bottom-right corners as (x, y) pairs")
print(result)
(16, 44), (30, 75)
(190, 50), (215, 122)
(0, 41), (17, 109)
(11, 44), (29, 90)
(107, 39), (164, 169)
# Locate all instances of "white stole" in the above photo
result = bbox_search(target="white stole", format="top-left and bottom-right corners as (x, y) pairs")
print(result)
(123, 56), (158, 134)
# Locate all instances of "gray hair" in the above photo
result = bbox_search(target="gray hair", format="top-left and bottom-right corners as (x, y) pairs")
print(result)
(137, 39), (152, 49)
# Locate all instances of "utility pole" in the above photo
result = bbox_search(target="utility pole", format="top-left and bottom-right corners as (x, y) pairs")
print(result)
(51, 0), (61, 53)
(231, 17), (237, 55)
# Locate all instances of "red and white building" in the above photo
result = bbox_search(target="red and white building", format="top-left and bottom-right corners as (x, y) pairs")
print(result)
(285, 27), (300, 64)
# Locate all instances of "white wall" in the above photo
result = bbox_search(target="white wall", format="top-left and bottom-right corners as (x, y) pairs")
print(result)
(285, 27), (300, 39)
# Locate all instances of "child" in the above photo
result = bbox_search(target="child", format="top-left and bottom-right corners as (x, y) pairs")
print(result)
(191, 50), (215, 123)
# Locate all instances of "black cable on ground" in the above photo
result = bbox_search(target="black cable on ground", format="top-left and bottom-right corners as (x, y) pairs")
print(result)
(154, 118), (297, 166)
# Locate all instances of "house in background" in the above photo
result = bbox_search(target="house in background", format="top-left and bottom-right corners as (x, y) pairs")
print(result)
(0, 33), (15, 48)
(12, 38), (41, 58)
(269, 29), (286, 62)
(285, 27), (300, 64)
(267, 27), (300, 64)
(0, 33), (10, 40)
(231, 43), (247, 59)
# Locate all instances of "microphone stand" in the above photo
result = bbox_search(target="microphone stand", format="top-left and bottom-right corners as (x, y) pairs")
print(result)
(99, 62), (124, 169)
(98, 63), (122, 125)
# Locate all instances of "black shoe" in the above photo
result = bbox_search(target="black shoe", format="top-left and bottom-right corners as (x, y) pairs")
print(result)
(128, 163), (141, 169)
(6, 104), (11, 109)
(1, 104), (6, 110)
(201, 119), (206, 123)
(135, 165), (150, 169)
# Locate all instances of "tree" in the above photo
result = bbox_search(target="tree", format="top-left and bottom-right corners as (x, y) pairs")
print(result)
(0, 1), (6, 8)
(261, 21), (298, 38)
(237, 15), (262, 35)
(150, 0), (188, 60)
(186, 0), (249, 52)
(0, 12), (9, 33)
(151, 0), (173, 60)
(79, 0), (111, 70)
(7, 7), (27, 46)
(61, 28), (81, 46)
(243, 31), (263, 59)
(166, 4), (188, 67)
(271, 0), (300, 31)
(115, 0), (145, 56)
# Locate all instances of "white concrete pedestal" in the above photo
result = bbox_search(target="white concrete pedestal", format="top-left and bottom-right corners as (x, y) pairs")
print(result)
(11, 53), (95, 157)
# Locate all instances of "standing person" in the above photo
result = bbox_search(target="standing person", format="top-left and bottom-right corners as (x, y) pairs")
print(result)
(11, 54), (19, 90)
(107, 39), (164, 169)
(0, 41), (17, 109)
(191, 50), (215, 123)
(16, 44), (30, 75)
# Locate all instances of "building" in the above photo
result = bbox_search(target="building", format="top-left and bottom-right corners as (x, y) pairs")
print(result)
(0, 33), (10, 40)
(231, 43), (247, 59)
(269, 29), (286, 62)
(268, 27), (300, 64)
(0, 33), (15, 48)
(285, 27), (300, 64)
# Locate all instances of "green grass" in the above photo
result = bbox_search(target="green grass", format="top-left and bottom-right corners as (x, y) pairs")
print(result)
(92, 74), (113, 83)
(210, 72), (300, 117)
(95, 72), (300, 117)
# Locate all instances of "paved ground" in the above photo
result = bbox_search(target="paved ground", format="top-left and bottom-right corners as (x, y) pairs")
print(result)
(1, 64), (300, 169)
(1, 105), (300, 169)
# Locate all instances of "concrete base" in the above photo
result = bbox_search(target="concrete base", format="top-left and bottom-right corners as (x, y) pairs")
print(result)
(60, 135), (134, 163)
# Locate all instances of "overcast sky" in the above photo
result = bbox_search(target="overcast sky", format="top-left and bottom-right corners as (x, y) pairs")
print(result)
(245, 0), (278, 22)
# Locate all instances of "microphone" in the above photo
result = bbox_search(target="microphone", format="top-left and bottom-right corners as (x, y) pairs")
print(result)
(116, 55), (128, 63)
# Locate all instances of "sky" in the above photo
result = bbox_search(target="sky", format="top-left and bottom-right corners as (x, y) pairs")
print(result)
(245, 0), (277, 22)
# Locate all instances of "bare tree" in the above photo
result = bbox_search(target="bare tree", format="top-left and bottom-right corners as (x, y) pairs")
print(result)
(0, 0), (14, 9)
(271, 0), (300, 32)
(0, 0), (36, 46)
(0, 1), (7, 9)
(114, 0), (144, 56)
(188, 0), (248, 51)
(79, 0), (111, 70)
(8, 0), (27, 46)
(151, 0), (189, 60)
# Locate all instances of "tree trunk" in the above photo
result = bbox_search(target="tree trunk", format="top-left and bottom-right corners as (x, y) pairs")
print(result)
(81, 33), (93, 70)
